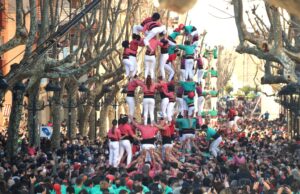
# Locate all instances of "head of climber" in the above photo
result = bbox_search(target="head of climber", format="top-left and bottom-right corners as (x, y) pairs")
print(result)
(201, 124), (208, 131)
(167, 84), (175, 92)
(146, 75), (152, 89)
(152, 12), (160, 21)
(122, 40), (129, 48)
(184, 40), (191, 45)
(132, 34), (141, 41)
(178, 24), (185, 30)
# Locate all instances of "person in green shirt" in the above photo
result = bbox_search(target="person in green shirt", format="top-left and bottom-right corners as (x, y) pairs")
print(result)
(210, 67), (218, 89)
(210, 88), (218, 110)
(201, 124), (222, 158)
(73, 176), (84, 194)
(181, 25), (198, 44)
(160, 177), (173, 194)
(178, 40), (197, 81)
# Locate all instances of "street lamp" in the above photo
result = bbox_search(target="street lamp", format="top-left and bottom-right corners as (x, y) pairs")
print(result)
(45, 80), (62, 106)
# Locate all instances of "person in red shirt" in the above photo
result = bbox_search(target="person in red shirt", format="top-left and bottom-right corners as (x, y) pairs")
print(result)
(142, 19), (166, 50)
(144, 38), (163, 79)
(107, 119), (121, 168)
(136, 76), (161, 125)
(118, 116), (139, 167)
(130, 115), (160, 164)
(129, 34), (144, 76)
(132, 13), (160, 35)
(159, 35), (170, 80)
(122, 41), (135, 79)
(125, 76), (139, 121)
(154, 118), (181, 165)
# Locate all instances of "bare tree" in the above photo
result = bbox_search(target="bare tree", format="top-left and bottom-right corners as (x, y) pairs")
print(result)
(216, 46), (236, 91)
(232, 0), (300, 84)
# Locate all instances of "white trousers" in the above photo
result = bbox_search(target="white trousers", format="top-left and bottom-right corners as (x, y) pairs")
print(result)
(161, 98), (169, 118)
(129, 56), (138, 76)
(167, 102), (175, 122)
(123, 59), (134, 78)
(211, 97), (218, 110)
(126, 96), (135, 119)
(211, 77), (217, 89)
(141, 144), (155, 162)
(119, 139), (132, 166)
(180, 69), (186, 81)
(160, 53), (169, 80)
(198, 96), (205, 114)
(185, 59), (194, 80)
(188, 106), (195, 117)
(143, 26), (166, 46)
(144, 55), (156, 79)
(143, 98), (155, 125)
(197, 69), (205, 84)
(209, 136), (222, 157)
(133, 25), (143, 34)
(165, 63), (175, 82)
(109, 141), (120, 167)
(191, 30), (198, 37)
(176, 97), (184, 115)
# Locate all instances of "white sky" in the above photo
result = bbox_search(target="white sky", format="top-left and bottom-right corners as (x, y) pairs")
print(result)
(189, 0), (239, 48)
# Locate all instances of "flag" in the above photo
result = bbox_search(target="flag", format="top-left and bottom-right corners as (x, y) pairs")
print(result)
(40, 126), (53, 139)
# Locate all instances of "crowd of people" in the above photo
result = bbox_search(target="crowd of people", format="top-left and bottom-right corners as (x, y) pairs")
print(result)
(0, 12), (300, 194)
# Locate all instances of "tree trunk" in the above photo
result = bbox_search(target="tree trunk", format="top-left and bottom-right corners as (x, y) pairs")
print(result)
(66, 81), (78, 139)
(88, 108), (96, 142)
(51, 90), (62, 150)
(99, 105), (108, 138)
(6, 89), (24, 159)
(27, 82), (40, 147)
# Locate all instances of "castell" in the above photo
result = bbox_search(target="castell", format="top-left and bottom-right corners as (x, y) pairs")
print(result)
(0, 0), (295, 193)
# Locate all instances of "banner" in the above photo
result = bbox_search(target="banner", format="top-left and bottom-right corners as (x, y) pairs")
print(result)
(40, 126), (53, 139)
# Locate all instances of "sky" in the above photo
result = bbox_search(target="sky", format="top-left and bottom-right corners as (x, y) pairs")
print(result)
(188, 0), (239, 48)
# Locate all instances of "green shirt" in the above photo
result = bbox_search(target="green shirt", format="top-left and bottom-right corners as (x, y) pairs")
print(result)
(176, 118), (190, 129)
(143, 185), (150, 193)
(202, 91), (208, 97)
(73, 185), (83, 194)
(169, 31), (180, 40)
(61, 185), (67, 194)
(201, 111), (207, 117)
(184, 25), (194, 34)
(178, 44), (197, 55)
(184, 97), (194, 106)
(90, 185), (102, 194)
(206, 127), (217, 141)
(168, 45), (177, 54)
(203, 71), (208, 79)
(115, 186), (130, 194)
(209, 109), (218, 117)
(179, 81), (196, 92)
(209, 90), (218, 97)
(210, 69), (218, 77)
(164, 186), (173, 194)
(213, 48), (218, 59)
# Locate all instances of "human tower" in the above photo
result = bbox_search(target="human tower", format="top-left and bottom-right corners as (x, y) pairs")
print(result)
(122, 12), (219, 125)
(107, 12), (220, 168)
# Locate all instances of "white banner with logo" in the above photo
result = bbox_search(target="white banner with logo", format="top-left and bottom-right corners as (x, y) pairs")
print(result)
(40, 126), (53, 139)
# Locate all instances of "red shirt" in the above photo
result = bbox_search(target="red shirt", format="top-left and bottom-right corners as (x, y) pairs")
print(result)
(127, 79), (139, 92)
(129, 39), (144, 55)
(122, 123), (135, 137)
(160, 124), (172, 137)
(123, 48), (132, 59)
(146, 38), (163, 55)
(136, 80), (160, 96)
(108, 127), (121, 140)
(143, 21), (162, 32)
(141, 17), (152, 26)
(136, 125), (158, 139)
(169, 121), (175, 135)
